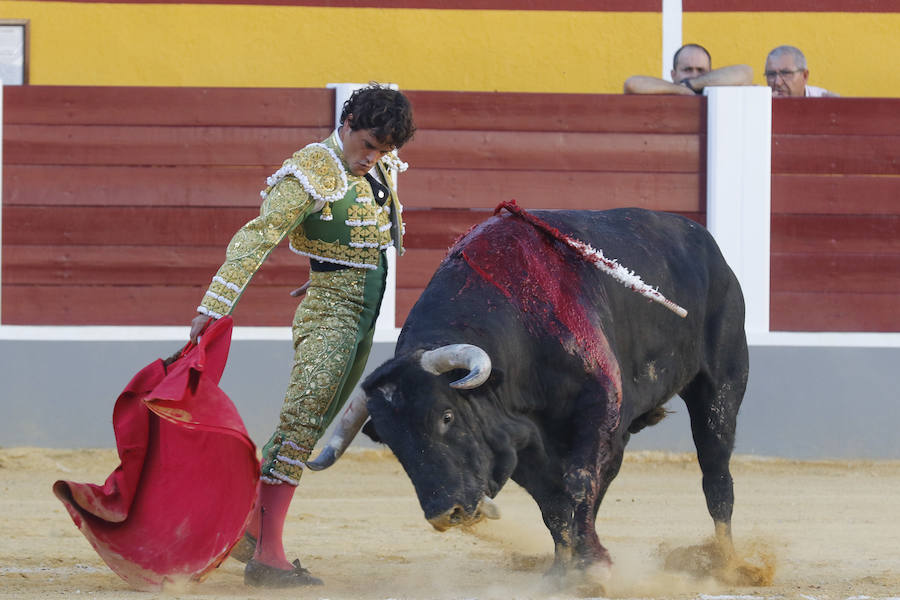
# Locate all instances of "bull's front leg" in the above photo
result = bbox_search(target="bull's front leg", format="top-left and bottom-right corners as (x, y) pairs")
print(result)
(512, 458), (576, 576)
(563, 393), (623, 577)
(532, 488), (576, 578)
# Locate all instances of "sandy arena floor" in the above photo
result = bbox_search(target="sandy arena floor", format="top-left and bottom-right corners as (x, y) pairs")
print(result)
(1, 446), (899, 600)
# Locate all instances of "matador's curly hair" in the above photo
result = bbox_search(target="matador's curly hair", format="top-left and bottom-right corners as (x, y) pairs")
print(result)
(340, 83), (416, 149)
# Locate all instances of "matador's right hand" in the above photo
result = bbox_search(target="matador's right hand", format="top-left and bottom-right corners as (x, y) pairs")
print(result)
(190, 313), (212, 344)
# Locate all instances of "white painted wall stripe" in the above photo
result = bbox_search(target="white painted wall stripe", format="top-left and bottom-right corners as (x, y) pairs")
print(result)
(705, 86), (773, 340)
(661, 0), (682, 81)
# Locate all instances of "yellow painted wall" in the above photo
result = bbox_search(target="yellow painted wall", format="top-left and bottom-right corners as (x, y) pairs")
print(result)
(684, 12), (900, 98)
(3, 2), (897, 96)
(1, 2), (658, 93)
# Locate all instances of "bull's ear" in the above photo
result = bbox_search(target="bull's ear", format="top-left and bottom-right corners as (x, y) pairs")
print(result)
(361, 419), (383, 444)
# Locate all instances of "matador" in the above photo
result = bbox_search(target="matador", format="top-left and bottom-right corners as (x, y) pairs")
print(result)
(189, 84), (416, 587)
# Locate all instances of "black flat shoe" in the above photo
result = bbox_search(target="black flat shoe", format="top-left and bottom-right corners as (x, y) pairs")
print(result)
(229, 532), (256, 564)
(244, 558), (324, 587)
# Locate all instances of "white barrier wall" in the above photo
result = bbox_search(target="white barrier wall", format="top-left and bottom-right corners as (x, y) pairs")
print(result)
(704, 86), (772, 339)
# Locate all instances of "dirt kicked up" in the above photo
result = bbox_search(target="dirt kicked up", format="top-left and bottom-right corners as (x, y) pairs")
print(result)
(1, 447), (899, 600)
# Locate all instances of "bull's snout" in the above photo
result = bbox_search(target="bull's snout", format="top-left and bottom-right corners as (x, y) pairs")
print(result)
(428, 504), (468, 532)
(426, 495), (501, 532)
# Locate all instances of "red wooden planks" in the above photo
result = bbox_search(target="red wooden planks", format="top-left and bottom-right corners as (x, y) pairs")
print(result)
(4, 86), (704, 133)
(3, 165), (270, 207)
(2, 86), (334, 127)
(400, 169), (703, 211)
(396, 249), (450, 288)
(405, 91), (704, 133)
(771, 292), (899, 332)
(4, 165), (703, 211)
(772, 135), (900, 175)
(1, 284), (300, 326)
(402, 208), (490, 249)
(6, 126), (700, 171)
(402, 130), (702, 172)
(772, 174), (900, 216)
(3, 206), (248, 246)
(1, 245), (308, 286)
(3, 124), (331, 166)
(772, 253), (900, 293)
(773, 98), (900, 137)
(6, 204), (705, 250)
(772, 214), (900, 254)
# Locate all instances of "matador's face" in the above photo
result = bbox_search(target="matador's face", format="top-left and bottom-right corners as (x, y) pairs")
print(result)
(340, 118), (395, 176)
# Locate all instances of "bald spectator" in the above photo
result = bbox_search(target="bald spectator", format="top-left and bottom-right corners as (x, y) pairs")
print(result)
(624, 43), (753, 95)
(765, 45), (839, 97)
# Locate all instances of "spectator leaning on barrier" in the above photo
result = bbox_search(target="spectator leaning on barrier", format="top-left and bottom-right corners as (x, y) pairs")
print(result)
(624, 43), (753, 95)
(765, 45), (839, 98)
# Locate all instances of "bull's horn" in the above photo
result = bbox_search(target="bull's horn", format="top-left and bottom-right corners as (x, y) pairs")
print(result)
(420, 344), (492, 390)
(306, 387), (369, 471)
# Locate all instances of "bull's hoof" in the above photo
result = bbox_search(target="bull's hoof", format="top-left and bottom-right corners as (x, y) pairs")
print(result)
(578, 560), (612, 593)
(540, 560), (611, 597)
(539, 562), (570, 593)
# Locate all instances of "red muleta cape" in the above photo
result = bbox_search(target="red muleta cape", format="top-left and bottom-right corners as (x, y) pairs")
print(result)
(53, 316), (258, 591)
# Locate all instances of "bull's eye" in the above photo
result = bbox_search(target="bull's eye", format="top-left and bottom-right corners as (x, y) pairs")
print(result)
(439, 409), (454, 433)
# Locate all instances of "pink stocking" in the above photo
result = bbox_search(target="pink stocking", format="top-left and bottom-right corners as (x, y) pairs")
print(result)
(245, 480), (261, 539)
(252, 482), (296, 570)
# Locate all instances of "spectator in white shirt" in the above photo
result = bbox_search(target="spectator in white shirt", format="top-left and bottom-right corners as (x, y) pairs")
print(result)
(765, 45), (839, 97)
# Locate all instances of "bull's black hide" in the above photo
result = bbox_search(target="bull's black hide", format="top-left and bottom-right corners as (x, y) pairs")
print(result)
(323, 207), (748, 579)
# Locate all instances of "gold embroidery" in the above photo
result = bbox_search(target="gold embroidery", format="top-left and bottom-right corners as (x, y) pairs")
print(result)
(261, 269), (368, 484)
(289, 236), (382, 269)
(352, 177), (373, 202)
(200, 178), (312, 315)
(292, 144), (346, 200)
(346, 203), (373, 223)
(352, 226), (380, 248)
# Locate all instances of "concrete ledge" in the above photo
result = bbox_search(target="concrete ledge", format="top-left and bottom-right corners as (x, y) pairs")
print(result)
(2, 340), (897, 459)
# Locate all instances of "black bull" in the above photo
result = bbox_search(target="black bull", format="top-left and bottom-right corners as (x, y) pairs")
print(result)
(309, 207), (748, 577)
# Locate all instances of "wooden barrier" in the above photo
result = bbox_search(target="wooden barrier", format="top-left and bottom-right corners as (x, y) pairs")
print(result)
(770, 97), (900, 332)
(2, 87), (333, 326)
(1, 87), (705, 328)
(2, 87), (896, 331)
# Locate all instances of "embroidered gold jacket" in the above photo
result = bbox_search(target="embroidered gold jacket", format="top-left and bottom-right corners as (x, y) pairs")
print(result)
(197, 132), (406, 319)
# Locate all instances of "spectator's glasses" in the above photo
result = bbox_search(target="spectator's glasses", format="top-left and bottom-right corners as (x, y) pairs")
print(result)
(764, 68), (803, 81)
